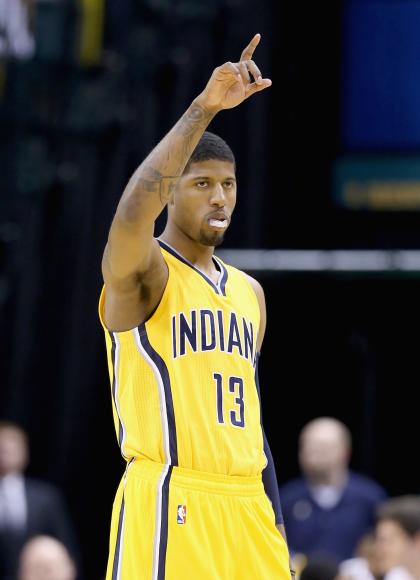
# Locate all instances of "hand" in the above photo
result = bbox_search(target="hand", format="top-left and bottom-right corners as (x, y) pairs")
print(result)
(197, 33), (272, 112)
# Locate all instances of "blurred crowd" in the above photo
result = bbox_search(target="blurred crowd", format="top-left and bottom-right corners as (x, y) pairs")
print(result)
(0, 422), (80, 580)
(3, 416), (420, 580)
(281, 418), (420, 580)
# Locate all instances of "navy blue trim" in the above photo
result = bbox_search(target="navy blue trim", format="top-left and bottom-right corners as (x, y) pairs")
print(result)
(138, 324), (178, 466)
(109, 331), (123, 448)
(214, 256), (228, 296)
(111, 495), (125, 580)
(157, 466), (173, 580)
(158, 239), (227, 296)
(255, 354), (284, 525)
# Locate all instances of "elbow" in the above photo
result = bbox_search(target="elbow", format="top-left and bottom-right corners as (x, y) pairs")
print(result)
(116, 194), (144, 225)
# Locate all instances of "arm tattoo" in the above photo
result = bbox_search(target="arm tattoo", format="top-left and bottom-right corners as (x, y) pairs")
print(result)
(128, 101), (215, 209)
(177, 103), (213, 137)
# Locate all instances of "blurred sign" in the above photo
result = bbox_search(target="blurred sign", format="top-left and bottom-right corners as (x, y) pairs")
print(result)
(333, 157), (420, 211)
(343, 0), (420, 148)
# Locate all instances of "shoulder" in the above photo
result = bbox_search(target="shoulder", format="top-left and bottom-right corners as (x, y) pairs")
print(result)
(219, 257), (264, 295)
(243, 272), (265, 301)
(347, 472), (387, 501)
(240, 272), (266, 316)
(220, 259), (265, 314)
(242, 272), (266, 350)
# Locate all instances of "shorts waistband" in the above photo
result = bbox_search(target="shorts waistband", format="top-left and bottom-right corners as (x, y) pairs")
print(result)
(127, 459), (264, 497)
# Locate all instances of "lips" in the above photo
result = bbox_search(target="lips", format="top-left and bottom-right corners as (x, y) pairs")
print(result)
(207, 211), (229, 229)
(207, 211), (229, 221)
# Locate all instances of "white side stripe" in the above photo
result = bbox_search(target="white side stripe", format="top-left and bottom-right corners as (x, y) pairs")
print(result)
(116, 510), (125, 580)
(151, 464), (169, 580)
(111, 333), (127, 459)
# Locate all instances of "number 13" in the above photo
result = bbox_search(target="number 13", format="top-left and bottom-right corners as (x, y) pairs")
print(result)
(214, 373), (245, 428)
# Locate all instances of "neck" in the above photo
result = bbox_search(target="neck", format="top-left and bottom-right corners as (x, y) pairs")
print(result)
(160, 226), (216, 273)
(0, 470), (20, 478)
(310, 469), (348, 488)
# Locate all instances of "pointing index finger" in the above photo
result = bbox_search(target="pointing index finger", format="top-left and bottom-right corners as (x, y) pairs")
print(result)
(240, 33), (261, 62)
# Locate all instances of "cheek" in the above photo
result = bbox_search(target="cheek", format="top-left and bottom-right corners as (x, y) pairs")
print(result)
(173, 199), (201, 231)
(229, 191), (237, 210)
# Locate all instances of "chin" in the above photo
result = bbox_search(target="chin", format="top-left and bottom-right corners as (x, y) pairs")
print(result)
(198, 231), (225, 247)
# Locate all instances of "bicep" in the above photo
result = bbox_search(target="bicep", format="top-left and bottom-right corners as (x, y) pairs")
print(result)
(102, 216), (170, 330)
(102, 217), (164, 284)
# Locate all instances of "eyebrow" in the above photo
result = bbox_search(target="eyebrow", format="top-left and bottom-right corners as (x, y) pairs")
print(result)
(190, 175), (236, 180)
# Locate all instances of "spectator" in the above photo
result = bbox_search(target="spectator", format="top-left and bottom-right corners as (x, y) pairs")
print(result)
(374, 496), (420, 580)
(0, 421), (79, 580)
(338, 498), (420, 580)
(18, 535), (76, 580)
(300, 557), (339, 580)
(338, 533), (382, 580)
(280, 417), (386, 562)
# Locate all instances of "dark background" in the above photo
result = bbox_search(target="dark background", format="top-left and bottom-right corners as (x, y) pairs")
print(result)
(2, 0), (420, 577)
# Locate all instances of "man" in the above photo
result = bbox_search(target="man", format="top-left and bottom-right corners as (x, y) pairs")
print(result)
(338, 497), (420, 580)
(338, 533), (383, 580)
(374, 496), (420, 580)
(0, 421), (79, 580)
(0, 422), (79, 580)
(300, 557), (339, 580)
(18, 535), (76, 580)
(0, 421), (78, 580)
(280, 417), (386, 563)
(100, 34), (292, 579)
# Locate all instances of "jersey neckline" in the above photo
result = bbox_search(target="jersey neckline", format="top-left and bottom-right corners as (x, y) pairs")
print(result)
(158, 239), (228, 296)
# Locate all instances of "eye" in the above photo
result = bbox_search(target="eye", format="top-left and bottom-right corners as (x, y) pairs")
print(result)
(196, 181), (208, 188)
(224, 181), (235, 189)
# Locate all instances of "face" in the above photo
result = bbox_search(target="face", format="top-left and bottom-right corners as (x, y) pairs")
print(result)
(0, 426), (28, 476)
(169, 159), (237, 247)
(375, 520), (414, 574)
(19, 539), (75, 580)
(299, 421), (349, 480)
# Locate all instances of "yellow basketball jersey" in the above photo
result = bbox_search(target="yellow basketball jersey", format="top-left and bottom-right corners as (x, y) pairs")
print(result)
(99, 239), (265, 476)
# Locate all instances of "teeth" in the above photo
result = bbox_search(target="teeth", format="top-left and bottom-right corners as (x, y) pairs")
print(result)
(209, 219), (227, 227)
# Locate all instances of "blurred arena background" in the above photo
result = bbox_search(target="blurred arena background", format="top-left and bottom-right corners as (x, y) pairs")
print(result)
(2, 0), (420, 577)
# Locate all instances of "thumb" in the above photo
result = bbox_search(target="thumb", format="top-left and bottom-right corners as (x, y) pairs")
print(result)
(245, 78), (272, 98)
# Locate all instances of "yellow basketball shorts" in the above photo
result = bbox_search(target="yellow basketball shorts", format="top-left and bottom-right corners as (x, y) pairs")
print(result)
(105, 459), (291, 579)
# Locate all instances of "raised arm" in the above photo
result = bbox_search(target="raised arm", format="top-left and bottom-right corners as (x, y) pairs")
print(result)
(102, 34), (272, 331)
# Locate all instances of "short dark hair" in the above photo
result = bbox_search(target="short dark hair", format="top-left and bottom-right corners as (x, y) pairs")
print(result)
(377, 496), (420, 537)
(184, 131), (235, 173)
(300, 558), (339, 580)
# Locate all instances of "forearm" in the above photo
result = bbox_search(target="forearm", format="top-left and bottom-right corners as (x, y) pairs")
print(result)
(262, 430), (284, 526)
(116, 96), (217, 225)
(265, 458), (294, 578)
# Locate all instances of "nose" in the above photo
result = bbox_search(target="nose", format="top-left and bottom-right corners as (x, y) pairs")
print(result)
(209, 183), (226, 206)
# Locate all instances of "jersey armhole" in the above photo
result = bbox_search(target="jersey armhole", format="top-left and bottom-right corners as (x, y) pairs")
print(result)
(98, 248), (174, 335)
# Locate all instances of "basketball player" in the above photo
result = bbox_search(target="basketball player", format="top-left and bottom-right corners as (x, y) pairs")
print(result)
(100, 33), (292, 579)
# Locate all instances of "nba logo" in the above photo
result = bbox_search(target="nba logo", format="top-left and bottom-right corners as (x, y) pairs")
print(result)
(177, 505), (186, 524)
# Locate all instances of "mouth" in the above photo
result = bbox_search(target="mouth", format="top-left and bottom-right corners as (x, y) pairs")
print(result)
(208, 218), (228, 230)
(207, 212), (229, 230)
